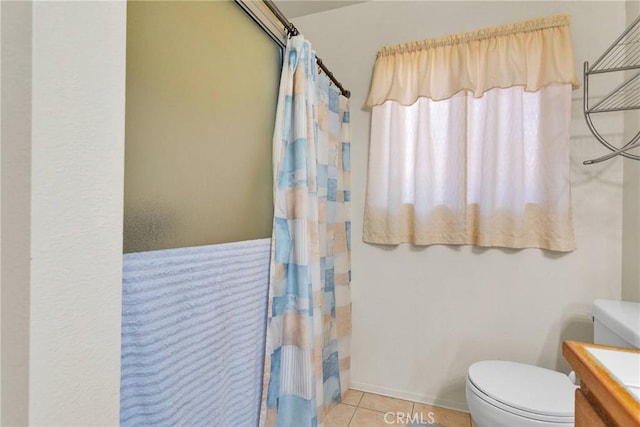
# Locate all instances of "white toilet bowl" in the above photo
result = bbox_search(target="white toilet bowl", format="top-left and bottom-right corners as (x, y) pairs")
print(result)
(466, 299), (640, 427)
(465, 361), (576, 427)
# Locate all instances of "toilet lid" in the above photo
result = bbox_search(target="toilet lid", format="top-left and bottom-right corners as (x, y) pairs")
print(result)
(468, 361), (576, 418)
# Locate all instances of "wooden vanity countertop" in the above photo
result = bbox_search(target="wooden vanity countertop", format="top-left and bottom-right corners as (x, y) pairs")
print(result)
(563, 340), (640, 427)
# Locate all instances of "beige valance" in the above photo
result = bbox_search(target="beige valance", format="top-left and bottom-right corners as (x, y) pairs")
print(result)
(364, 14), (580, 107)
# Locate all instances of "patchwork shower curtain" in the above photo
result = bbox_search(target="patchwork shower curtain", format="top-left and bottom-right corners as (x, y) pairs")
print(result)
(260, 35), (351, 427)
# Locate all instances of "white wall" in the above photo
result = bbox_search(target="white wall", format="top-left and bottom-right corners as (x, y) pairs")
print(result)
(622, 127), (640, 302)
(1, 1), (126, 425)
(622, 0), (640, 303)
(1, 4), (3, 423)
(294, 1), (625, 410)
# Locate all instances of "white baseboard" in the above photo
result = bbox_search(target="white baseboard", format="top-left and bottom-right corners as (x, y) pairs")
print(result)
(348, 380), (469, 413)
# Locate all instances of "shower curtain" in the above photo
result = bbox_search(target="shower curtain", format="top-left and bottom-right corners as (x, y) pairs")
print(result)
(260, 35), (351, 427)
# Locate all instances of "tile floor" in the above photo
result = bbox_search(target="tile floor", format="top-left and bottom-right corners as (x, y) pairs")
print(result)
(324, 390), (474, 427)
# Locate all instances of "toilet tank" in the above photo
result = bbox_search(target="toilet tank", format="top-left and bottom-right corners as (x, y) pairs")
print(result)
(592, 299), (640, 349)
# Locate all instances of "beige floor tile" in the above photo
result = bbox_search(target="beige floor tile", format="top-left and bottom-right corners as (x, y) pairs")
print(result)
(342, 389), (364, 406)
(349, 407), (408, 427)
(323, 404), (356, 427)
(413, 403), (471, 427)
(359, 392), (414, 414)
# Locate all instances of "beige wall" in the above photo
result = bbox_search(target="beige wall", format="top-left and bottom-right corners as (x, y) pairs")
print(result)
(1, 1), (126, 424)
(294, 1), (625, 410)
(0, 0), (631, 422)
(1, 2), (32, 424)
(622, 0), (640, 303)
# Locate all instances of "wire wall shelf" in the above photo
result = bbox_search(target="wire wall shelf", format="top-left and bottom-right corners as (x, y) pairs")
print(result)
(583, 16), (640, 165)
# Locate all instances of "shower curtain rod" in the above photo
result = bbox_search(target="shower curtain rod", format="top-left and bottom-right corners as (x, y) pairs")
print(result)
(263, 0), (351, 99)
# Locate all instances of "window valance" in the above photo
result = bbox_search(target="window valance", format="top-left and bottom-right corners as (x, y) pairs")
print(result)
(364, 14), (580, 107)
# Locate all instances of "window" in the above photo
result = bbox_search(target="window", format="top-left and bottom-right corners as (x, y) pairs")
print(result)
(363, 15), (579, 251)
(124, 1), (281, 253)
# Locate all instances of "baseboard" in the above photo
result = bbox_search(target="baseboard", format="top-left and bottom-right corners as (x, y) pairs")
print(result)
(348, 380), (469, 413)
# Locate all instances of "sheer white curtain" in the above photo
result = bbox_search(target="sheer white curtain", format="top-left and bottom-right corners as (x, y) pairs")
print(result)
(363, 15), (579, 251)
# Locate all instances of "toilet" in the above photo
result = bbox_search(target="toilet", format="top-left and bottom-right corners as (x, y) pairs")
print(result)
(466, 299), (640, 427)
